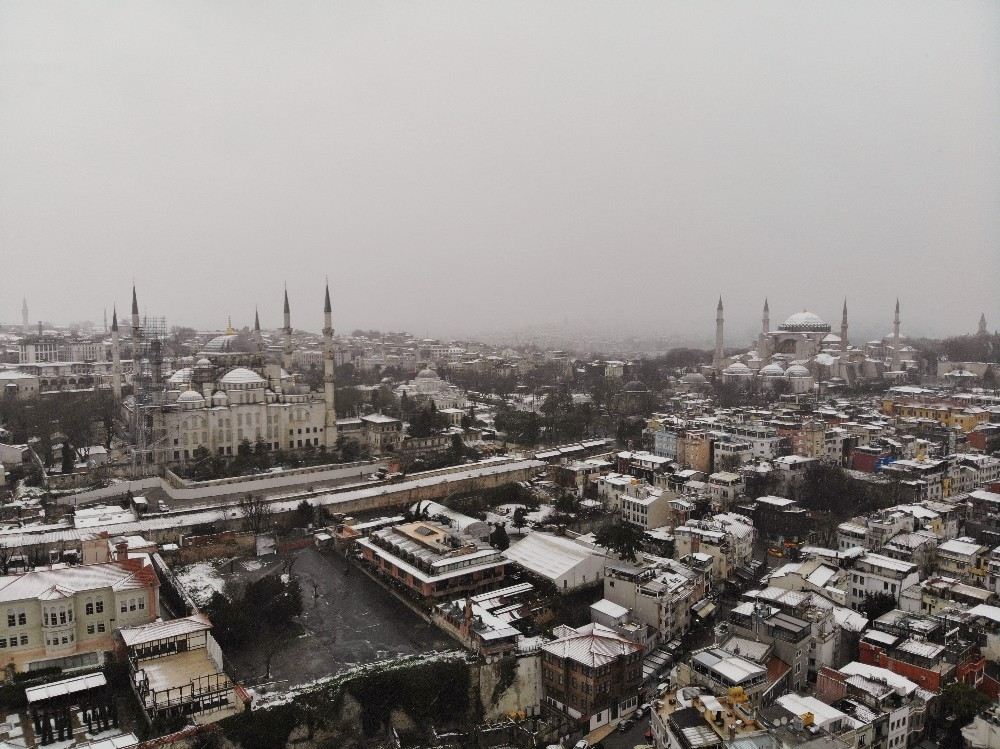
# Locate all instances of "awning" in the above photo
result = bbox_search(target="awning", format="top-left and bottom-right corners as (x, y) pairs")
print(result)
(693, 600), (716, 619)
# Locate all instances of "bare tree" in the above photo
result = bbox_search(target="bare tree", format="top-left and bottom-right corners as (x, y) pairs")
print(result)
(238, 494), (273, 534)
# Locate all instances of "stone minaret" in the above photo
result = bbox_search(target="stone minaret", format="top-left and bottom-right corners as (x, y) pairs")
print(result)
(840, 298), (849, 354)
(282, 287), (293, 372)
(111, 307), (122, 400)
(713, 297), (725, 369)
(758, 298), (770, 356)
(131, 285), (141, 360)
(891, 299), (901, 371)
(253, 308), (264, 352)
(323, 282), (338, 447)
(21, 298), (28, 335)
(979, 313), (988, 336)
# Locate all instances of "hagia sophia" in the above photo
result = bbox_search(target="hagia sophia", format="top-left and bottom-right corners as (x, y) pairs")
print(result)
(706, 298), (913, 392)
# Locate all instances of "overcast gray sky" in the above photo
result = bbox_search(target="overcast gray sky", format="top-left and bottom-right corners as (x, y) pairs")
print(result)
(1, 1), (997, 343)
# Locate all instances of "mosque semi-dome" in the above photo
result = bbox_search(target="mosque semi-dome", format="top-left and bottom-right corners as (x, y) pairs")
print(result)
(220, 367), (266, 387)
(167, 367), (193, 385)
(759, 363), (785, 376)
(778, 311), (831, 333)
(785, 364), (812, 378)
(723, 362), (752, 375)
(177, 389), (205, 403)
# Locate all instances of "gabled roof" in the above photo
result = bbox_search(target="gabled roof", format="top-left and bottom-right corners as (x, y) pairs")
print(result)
(541, 622), (640, 667)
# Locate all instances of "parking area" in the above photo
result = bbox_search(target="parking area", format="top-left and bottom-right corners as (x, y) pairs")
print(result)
(177, 547), (453, 696)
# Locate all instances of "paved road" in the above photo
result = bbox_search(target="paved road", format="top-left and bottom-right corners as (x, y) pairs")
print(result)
(597, 714), (653, 749)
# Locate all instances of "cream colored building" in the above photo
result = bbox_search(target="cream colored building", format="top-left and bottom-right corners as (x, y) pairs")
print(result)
(0, 558), (159, 673)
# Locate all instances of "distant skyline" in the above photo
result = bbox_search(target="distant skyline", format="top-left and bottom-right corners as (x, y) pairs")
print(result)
(2, 1), (998, 338)
(4, 291), (990, 353)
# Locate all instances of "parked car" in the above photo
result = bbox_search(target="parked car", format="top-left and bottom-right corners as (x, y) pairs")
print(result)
(638, 702), (651, 717)
(572, 741), (590, 749)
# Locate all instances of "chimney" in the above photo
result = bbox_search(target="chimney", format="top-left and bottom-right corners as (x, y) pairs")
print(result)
(113, 537), (129, 561)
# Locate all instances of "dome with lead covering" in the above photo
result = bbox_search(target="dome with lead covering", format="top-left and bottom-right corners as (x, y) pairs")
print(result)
(416, 368), (439, 380)
(680, 372), (708, 384)
(779, 311), (831, 333)
(759, 363), (785, 376)
(785, 364), (811, 377)
(220, 367), (266, 387)
(177, 389), (204, 403)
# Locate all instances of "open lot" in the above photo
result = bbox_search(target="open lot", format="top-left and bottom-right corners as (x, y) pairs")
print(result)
(175, 547), (452, 698)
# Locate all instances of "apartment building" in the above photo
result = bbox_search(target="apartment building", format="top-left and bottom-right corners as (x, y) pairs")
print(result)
(603, 558), (705, 645)
(540, 623), (642, 731)
(356, 521), (507, 600)
(847, 553), (920, 612)
(0, 558), (159, 673)
(935, 537), (990, 585)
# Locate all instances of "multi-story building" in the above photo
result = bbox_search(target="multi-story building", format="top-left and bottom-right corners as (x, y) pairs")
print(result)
(650, 687), (766, 749)
(356, 520), (506, 600)
(847, 553), (920, 612)
(673, 515), (755, 586)
(620, 484), (672, 531)
(603, 558), (705, 646)
(966, 490), (1000, 548)
(0, 557), (159, 673)
(540, 623), (642, 731)
(817, 662), (933, 749)
(935, 537), (989, 585)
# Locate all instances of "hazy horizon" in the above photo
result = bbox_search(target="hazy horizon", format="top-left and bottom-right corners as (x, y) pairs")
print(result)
(2, 1), (998, 339)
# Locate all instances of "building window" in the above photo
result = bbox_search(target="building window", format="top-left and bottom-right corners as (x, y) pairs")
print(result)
(87, 625), (95, 635)
(96, 601), (103, 613)
(17, 612), (25, 626)
(120, 602), (127, 613)
(20, 635), (27, 645)
(97, 623), (106, 633)
(138, 599), (145, 610)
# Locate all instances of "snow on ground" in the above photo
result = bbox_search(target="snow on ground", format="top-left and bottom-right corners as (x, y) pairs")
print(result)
(247, 650), (468, 711)
(173, 560), (228, 606)
(486, 503), (555, 530)
(241, 558), (264, 572)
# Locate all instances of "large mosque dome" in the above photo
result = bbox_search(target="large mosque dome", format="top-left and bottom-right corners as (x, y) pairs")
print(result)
(203, 334), (241, 353)
(778, 311), (831, 333)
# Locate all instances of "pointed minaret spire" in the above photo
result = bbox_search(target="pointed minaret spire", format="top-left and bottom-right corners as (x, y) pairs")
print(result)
(758, 298), (771, 357)
(891, 299), (902, 371)
(282, 286), (293, 372)
(979, 313), (988, 336)
(840, 298), (849, 354)
(131, 285), (142, 360)
(254, 308), (261, 332)
(714, 297), (725, 370)
(111, 305), (122, 400)
(322, 281), (337, 447)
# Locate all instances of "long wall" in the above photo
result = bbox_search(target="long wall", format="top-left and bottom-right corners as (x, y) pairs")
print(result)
(56, 461), (386, 507)
(4, 459), (545, 557)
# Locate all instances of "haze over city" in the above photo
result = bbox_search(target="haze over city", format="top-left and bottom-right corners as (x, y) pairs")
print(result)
(2, 0), (998, 340)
